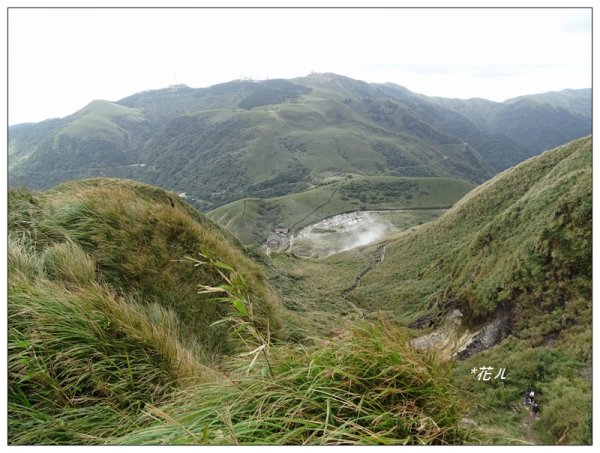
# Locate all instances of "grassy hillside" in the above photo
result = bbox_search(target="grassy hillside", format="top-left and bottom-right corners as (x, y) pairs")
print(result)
(351, 137), (591, 322)
(8, 101), (154, 190)
(110, 323), (476, 446)
(428, 89), (591, 158)
(377, 83), (532, 172)
(348, 137), (592, 444)
(8, 178), (282, 443)
(8, 117), (65, 171)
(208, 175), (474, 245)
(8, 133), (590, 444)
(504, 88), (591, 119)
(10, 75), (589, 213)
(134, 79), (491, 209)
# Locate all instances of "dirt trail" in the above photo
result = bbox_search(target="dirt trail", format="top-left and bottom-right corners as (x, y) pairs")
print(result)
(382, 155), (449, 176)
(287, 184), (341, 250)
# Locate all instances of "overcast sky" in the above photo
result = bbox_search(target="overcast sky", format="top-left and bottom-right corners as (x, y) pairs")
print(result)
(7, 7), (592, 125)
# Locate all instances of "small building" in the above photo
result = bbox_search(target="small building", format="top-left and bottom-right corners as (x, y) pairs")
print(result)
(266, 235), (282, 250)
(275, 227), (289, 236)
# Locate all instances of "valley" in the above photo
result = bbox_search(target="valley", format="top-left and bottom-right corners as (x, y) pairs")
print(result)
(250, 136), (593, 444)
(208, 174), (472, 246)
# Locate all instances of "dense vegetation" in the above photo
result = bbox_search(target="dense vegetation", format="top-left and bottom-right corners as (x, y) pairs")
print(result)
(379, 84), (591, 170)
(110, 323), (475, 445)
(8, 73), (590, 211)
(347, 137), (592, 444)
(351, 137), (591, 325)
(8, 179), (281, 443)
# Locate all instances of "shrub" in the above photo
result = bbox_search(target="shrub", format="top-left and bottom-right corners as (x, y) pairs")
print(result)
(535, 377), (591, 445)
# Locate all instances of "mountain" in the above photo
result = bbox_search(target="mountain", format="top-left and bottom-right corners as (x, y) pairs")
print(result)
(504, 88), (592, 119)
(425, 88), (591, 156)
(8, 74), (590, 211)
(378, 84), (591, 169)
(7, 137), (592, 445)
(350, 136), (591, 326)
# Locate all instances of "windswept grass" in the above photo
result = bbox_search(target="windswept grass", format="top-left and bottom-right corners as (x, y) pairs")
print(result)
(10, 178), (281, 349)
(8, 178), (281, 444)
(8, 236), (220, 444)
(112, 323), (479, 445)
(9, 234), (477, 446)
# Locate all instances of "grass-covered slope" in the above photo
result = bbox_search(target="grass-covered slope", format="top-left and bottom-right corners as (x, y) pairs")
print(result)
(9, 75), (589, 212)
(208, 175), (474, 245)
(351, 136), (591, 327)
(348, 137), (591, 444)
(9, 100), (153, 190)
(13, 73), (590, 211)
(426, 88), (591, 160)
(110, 323), (477, 446)
(130, 78), (491, 210)
(8, 178), (281, 443)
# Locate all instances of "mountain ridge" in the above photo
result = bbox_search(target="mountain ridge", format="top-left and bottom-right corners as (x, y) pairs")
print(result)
(9, 73), (590, 211)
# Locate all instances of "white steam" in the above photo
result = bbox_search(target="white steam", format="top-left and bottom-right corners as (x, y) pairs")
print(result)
(292, 211), (393, 258)
(339, 221), (390, 252)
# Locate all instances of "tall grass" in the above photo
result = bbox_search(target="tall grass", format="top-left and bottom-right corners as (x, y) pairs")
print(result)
(10, 179), (282, 352)
(8, 235), (223, 444)
(7, 179), (282, 444)
(113, 323), (478, 445)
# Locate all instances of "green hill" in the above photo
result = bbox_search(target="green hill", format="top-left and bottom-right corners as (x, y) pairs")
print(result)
(350, 136), (591, 323)
(426, 88), (591, 158)
(346, 137), (591, 444)
(8, 178), (282, 442)
(8, 74), (590, 211)
(208, 175), (474, 245)
(504, 88), (591, 119)
(8, 101), (153, 190)
(7, 135), (591, 445)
